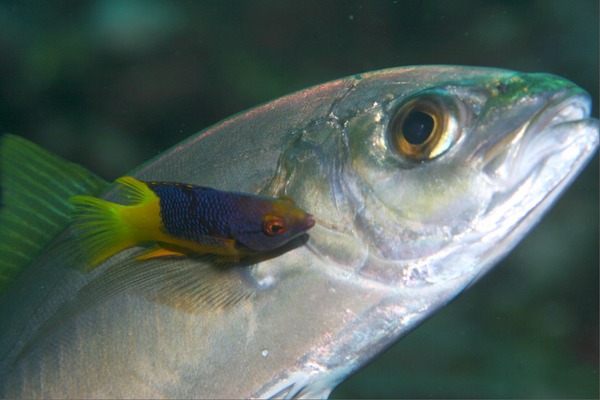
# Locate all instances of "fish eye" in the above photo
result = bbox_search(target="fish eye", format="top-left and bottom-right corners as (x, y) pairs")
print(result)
(389, 94), (459, 161)
(263, 215), (287, 236)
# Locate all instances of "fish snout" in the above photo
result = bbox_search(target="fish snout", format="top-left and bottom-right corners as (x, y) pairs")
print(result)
(304, 214), (316, 230)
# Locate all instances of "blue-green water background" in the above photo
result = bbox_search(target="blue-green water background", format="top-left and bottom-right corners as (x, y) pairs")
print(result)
(1, 1), (597, 398)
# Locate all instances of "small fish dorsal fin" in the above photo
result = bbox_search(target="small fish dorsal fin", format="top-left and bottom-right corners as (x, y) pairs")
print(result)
(0, 135), (108, 295)
(114, 176), (155, 205)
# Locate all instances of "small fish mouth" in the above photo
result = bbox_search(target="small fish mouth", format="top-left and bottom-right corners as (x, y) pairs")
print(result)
(304, 214), (316, 230)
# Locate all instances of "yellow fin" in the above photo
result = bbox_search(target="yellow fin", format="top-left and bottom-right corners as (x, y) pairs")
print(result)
(136, 242), (241, 264)
(69, 195), (135, 269)
(136, 246), (186, 261)
(115, 176), (155, 205)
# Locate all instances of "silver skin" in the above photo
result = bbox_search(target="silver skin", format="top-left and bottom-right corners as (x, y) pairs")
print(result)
(0, 66), (597, 398)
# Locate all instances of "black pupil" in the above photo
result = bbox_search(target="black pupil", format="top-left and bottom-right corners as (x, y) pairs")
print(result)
(270, 223), (283, 233)
(402, 111), (434, 145)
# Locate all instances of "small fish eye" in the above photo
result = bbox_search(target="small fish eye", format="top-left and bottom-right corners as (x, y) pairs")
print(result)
(389, 95), (459, 161)
(263, 215), (287, 236)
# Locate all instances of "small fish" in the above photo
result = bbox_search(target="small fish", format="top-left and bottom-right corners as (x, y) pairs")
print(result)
(69, 176), (315, 267)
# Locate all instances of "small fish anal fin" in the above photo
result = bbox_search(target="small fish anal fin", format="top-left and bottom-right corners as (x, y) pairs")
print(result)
(136, 243), (242, 266)
(136, 246), (186, 261)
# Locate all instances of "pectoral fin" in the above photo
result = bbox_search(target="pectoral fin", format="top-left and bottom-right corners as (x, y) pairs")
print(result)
(69, 255), (257, 314)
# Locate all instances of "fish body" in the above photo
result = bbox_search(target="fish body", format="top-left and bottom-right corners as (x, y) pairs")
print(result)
(70, 176), (314, 267)
(0, 66), (597, 398)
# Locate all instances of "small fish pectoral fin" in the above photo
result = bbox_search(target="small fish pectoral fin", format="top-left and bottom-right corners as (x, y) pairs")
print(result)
(189, 235), (241, 256)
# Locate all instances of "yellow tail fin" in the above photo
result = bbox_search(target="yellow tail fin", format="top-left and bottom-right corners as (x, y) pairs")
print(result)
(69, 195), (135, 269)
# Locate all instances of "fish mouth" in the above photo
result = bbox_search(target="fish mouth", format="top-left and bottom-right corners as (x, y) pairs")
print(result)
(475, 89), (597, 248)
(532, 93), (591, 130)
(518, 93), (595, 176)
(525, 91), (594, 150)
(483, 90), (598, 186)
(304, 214), (316, 230)
(465, 92), (598, 286)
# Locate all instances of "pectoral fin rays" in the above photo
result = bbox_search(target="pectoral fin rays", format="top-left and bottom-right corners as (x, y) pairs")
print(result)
(69, 255), (257, 315)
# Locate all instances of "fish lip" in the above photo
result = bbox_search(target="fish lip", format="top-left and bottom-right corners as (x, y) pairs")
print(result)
(482, 90), (596, 183)
(304, 214), (316, 230)
(518, 90), (597, 169)
(528, 90), (592, 135)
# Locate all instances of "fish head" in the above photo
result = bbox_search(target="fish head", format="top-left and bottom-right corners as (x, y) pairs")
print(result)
(270, 68), (598, 289)
(233, 196), (315, 253)
(251, 67), (598, 397)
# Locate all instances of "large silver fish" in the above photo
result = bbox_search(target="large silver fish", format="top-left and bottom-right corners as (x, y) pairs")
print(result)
(0, 66), (597, 398)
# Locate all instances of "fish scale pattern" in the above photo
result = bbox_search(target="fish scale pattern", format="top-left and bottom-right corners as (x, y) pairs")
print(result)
(147, 182), (239, 244)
